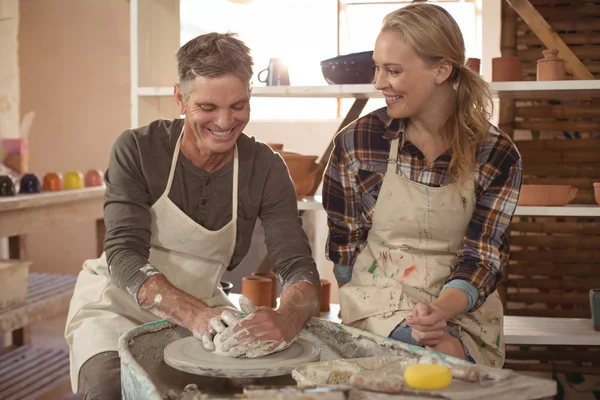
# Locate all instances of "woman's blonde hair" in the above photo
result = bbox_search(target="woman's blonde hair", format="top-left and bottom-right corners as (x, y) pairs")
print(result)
(382, 3), (492, 183)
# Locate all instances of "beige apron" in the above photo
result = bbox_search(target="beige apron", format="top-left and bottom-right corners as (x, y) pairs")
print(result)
(338, 137), (505, 367)
(65, 127), (238, 391)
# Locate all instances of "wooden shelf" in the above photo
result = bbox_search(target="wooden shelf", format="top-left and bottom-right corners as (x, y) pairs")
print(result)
(298, 196), (600, 217)
(138, 80), (600, 99)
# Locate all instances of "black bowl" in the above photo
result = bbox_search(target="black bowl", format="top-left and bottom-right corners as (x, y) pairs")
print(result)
(320, 51), (375, 85)
(220, 280), (233, 295)
(20, 173), (41, 194)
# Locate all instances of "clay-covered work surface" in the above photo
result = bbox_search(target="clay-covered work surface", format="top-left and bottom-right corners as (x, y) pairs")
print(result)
(163, 337), (320, 378)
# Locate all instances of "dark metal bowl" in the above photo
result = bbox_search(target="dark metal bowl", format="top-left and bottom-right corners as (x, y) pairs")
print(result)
(220, 280), (233, 295)
(320, 51), (375, 85)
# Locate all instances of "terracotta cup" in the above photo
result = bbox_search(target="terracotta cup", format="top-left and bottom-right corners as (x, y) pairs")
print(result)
(241, 276), (272, 308)
(593, 182), (600, 205)
(43, 172), (63, 191)
(320, 279), (331, 312)
(466, 58), (481, 74)
(492, 57), (522, 82)
(252, 272), (277, 307)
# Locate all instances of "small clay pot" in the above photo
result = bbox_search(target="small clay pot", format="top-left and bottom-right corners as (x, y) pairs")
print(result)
(241, 276), (272, 308)
(280, 152), (325, 199)
(267, 143), (284, 152)
(466, 58), (481, 74)
(0, 175), (16, 196)
(492, 57), (523, 82)
(64, 171), (84, 190)
(19, 173), (41, 194)
(320, 279), (331, 312)
(593, 182), (600, 205)
(85, 169), (104, 187)
(518, 184), (577, 206)
(42, 172), (63, 191)
(252, 272), (278, 307)
(537, 49), (566, 81)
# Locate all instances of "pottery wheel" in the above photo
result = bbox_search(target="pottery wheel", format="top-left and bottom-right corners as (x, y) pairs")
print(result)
(164, 337), (321, 378)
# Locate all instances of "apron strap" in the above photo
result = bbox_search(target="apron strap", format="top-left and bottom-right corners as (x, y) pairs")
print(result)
(387, 137), (401, 174)
(165, 127), (185, 194)
(231, 145), (239, 225)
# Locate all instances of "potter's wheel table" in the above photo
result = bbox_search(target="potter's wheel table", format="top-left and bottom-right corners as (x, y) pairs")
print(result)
(164, 336), (321, 378)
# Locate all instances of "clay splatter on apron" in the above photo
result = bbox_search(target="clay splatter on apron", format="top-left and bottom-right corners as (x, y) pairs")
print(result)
(402, 266), (417, 278)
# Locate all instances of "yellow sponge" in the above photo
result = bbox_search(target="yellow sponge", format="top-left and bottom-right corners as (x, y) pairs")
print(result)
(404, 364), (452, 390)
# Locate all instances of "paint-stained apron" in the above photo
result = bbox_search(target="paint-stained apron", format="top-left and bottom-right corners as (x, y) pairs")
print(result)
(65, 128), (238, 392)
(338, 137), (505, 367)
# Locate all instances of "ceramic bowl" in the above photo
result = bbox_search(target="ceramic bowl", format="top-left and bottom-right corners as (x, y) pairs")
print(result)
(518, 184), (578, 206)
(43, 172), (63, 191)
(19, 173), (41, 194)
(0, 175), (16, 196)
(85, 169), (104, 187)
(64, 171), (84, 190)
(320, 51), (375, 85)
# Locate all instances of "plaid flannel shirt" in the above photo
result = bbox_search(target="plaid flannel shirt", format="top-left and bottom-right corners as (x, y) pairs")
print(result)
(322, 107), (522, 310)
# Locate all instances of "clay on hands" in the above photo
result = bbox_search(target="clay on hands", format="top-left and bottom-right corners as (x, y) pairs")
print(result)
(196, 307), (244, 356)
(219, 295), (296, 358)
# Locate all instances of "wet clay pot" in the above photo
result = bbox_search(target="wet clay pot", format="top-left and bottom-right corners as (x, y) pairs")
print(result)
(252, 271), (278, 307)
(19, 173), (41, 194)
(593, 182), (600, 205)
(518, 184), (578, 206)
(537, 49), (566, 81)
(0, 175), (15, 196)
(85, 169), (104, 187)
(492, 57), (523, 82)
(320, 279), (331, 313)
(280, 152), (325, 199)
(466, 58), (481, 74)
(42, 172), (63, 191)
(241, 276), (272, 308)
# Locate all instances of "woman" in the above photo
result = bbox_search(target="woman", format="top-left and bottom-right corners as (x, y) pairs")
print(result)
(322, 3), (521, 367)
(65, 32), (320, 399)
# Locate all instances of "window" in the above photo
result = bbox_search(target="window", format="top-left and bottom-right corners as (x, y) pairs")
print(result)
(180, 0), (480, 120)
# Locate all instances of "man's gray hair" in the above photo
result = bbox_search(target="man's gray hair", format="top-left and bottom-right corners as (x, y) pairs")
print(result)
(176, 32), (253, 99)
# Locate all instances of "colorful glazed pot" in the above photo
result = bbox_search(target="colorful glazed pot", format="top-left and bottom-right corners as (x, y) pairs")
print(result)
(0, 175), (15, 196)
(42, 172), (63, 191)
(19, 173), (41, 194)
(64, 171), (84, 190)
(85, 169), (104, 187)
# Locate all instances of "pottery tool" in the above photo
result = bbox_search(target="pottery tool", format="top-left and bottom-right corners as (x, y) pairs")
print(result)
(163, 336), (320, 378)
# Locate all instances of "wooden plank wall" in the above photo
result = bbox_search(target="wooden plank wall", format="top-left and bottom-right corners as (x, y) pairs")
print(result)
(500, 0), (600, 375)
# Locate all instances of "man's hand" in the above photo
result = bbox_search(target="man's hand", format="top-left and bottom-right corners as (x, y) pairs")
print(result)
(190, 306), (244, 352)
(217, 295), (298, 358)
(405, 302), (448, 347)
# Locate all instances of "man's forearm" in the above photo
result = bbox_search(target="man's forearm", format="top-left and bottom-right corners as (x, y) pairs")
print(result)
(136, 274), (210, 329)
(276, 281), (319, 332)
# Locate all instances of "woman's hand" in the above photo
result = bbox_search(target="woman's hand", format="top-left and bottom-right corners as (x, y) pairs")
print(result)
(405, 302), (448, 347)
